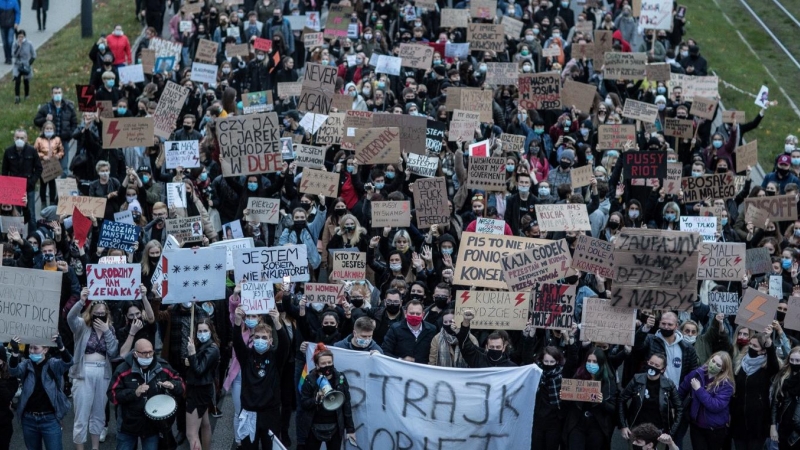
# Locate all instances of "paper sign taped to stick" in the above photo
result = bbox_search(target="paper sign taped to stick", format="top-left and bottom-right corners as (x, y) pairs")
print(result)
(161, 247), (227, 303)
(240, 282), (275, 314)
(330, 251), (366, 281)
(413, 177), (448, 229)
(531, 284), (576, 329)
(87, 264), (141, 300)
(165, 140), (200, 169)
(454, 232), (551, 289)
(535, 204), (592, 231)
(454, 290), (530, 330)
(581, 297), (637, 346)
(475, 218), (505, 235)
(234, 245), (310, 283)
(371, 201), (410, 228)
(245, 197), (280, 224)
(501, 238), (573, 291)
(737, 290), (779, 330)
(0, 267), (61, 345)
(696, 242), (745, 281)
(572, 235), (615, 278)
(560, 379), (602, 402)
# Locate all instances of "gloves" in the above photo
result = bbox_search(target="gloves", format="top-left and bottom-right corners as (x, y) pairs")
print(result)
(54, 335), (64, 350)
(9, 340), (19, 354)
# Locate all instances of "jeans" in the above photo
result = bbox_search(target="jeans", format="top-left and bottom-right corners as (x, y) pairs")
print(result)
(22, 412), (63, 450)
(0, 26), (12, 62)
(60, 140), (72, 177)
(27, 189), (36, 224)
(116, 431), (159, 450)
(232, 371), (242, 443)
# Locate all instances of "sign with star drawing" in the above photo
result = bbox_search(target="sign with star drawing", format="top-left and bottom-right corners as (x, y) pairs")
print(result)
(161, 247), (227, 304)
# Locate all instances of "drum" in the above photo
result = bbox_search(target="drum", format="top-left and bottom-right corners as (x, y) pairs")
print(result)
(144, 394), (177, 421)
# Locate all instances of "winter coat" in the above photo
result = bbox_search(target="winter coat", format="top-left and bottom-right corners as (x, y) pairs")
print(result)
(34, 100), (79, 144)
(2, 143), (42, 191)
(381, 320), (437, 363)
(730, 344), (780, 440)
(299, 367), (355, 436)
(278, 207), (327, 269)
(186, 340), (220, 386)
(618, 373), (683, 435)
(678, 366), (734, 430)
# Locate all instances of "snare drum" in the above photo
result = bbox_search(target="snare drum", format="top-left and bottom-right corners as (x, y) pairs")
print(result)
(144, 394), (177, 421)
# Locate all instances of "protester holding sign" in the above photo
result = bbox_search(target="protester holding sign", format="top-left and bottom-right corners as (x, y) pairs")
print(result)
(562, 347), (618, 450)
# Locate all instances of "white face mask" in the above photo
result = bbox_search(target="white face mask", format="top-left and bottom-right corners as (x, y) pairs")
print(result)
(14, 139), (24, 148)
(786, 144), (796, 153)
(99, 171), (110, 179)
(257, 54), (266, 61)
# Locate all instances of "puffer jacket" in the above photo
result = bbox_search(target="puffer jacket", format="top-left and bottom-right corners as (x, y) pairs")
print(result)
(618, 373), (683, 435)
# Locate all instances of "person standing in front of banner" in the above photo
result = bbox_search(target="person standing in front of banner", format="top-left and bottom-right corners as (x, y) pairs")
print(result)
(531, 346), (566, 450)
(186, 318), (221, 450)
(299, 343), (356, 450)
(0, 343), (18, 450)
(232, 306), (289, 450)
(67, 287), (119, 450)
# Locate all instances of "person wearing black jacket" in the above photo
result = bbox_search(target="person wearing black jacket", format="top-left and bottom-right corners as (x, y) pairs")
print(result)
(232, 306), (289, 450)
(381, 300), (436, 363)
(33, 87), (78, 153)
(186, 319), (221, 450)
(0, 346), (18, 450)
(618, 353), (683, 439)
(454, 310), (517, 367)
(2, 129), (42, 220)
(731, 330), (779, 450)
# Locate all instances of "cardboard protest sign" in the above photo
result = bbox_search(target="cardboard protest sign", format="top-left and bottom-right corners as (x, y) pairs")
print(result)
(735, 140), (758, 173)
(572, 235), (615, 278)
(664, 162), (683, 195)
(500, 133), (525, 154)
(96, 100), (113, 118)
(473, 218), (503, 235)
(56, 196), (106, 217)
(240, 282), (275, 314)
(398, 43), (434, 69)
(330, 251), (366, 281)
(299, 169), (339, 197)
(745, 205), (770, 228)
(597, 124), (636, 150)
(708, 291), (739, 315)
(679, 216), (717, 242)
(459, 89), (494, 123)
(696, 242), (745, 281)
(0, 176), (26, 206)
(646, 63), (671, 82)
(571, 164), (594, 190)
(217, 112), (281, 177)
(562, 79), (597, 113)
(454, 233), (550, 289)
(426, 120), (446, 153)
(581, 297), (637, 346)
(668, 74), (719, 101)
(161, 247), (227, 303)
(166, 182), (186, 209)
(639, 0), (673, 30)
(449, 118), (480, 142)
(292, 144), (324, 170)
(786, 296), (800, 331)
(371, 201), (411, 228)
(277, 82), (302, 98)
(531, 283), (576, 329)
(681, 173), (736, 203)
(354, 127), (401, 165)
(372, 113), (428, 155)
(535, 204), (592, 231)
(233, 245), (311, 283)
(594, 30), (613, 61)
(737, 290), (779, 330)
(165, 216), (204, 243)
(98, 256), (126, 264)
(98, 221), (140, 253)
(454, 290), (530, 330)
(722, 110), (746, 124)
(541, 46), (560, 58)
(470, 0), (496, 18)
(225, 43), (250, 59)
(245, 197), (280, 224)
(323, 4), (351, 39)
(0, 267), (61, 345)
(560, 379), (602, 402)
(612, 229), (702, 310)
(118, 64), (145, 85)
(485, 63), (519, 86)
(40, 157), (62, 183)
(153, 82), (190, 139)
(744, 195), (798, 222)
(102, 117), (153, 148)
(194, 39), (218, 63)
(304, 283), (342, 305)
(603, 52), (647, 80)
(441, 8), (470, 28)
(303, 32), (324, 48)
(87, 264), (141, 300)
(140, 48), (155, 74)
(76, 84), (96, 111)
(165, 140), (200, 169)
(315, 113), (344, 145)
(413, 177), (448, 229)
(299, 62), (337, 114)
(690, 96), (718, 120)
(573, 42), (594, 60)
(466, 157), (505, 190)
(406, 154), (438, 177)
(0, 216), (26, 237)
(746, 247), (772, 275)
(501, 15), (523, 38)
(501, 238), (573, 291)
(622, 99), (659, 123)
(518, 73), (561, 110)
(664, 118), (694, 139)
(467, 24), (505, 52)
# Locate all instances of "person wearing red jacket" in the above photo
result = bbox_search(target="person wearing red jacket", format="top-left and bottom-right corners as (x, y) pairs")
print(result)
(106, 25), (132, 67)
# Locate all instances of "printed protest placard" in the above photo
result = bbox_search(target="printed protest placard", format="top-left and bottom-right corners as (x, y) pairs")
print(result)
(118, 64), (145, 85)
(98, 221), (140, 252)
(372, 201), (411, 228)
(0, 176), (26, 206)
(535, 204), (592, 231)
(603, 52), (647, 80)
(194, 39), (218, 63)
(399, 43), (434, 69)
(664, 118), (694, 139)
(665, 162), (683, 195)
(562, 79), (597, 113)
(161, 247), (227, 303)
(560, 379), (602, 402)
(165, 216), (204, 243)
(744, 194), (798, 222)
(736, 140), (758, 173)
(467, 157), (506, 190)
(467, 24), (505, 52)
(304, 283), (342, 305)
(612, 229), (702, 310)
(330, 251), (366, 281)
(299, 169), (339, 197)
(581, 297), (637, 346)
(413, 177), (448, 229)
(441, 8), (470, 28)
(293, 144), (325, 169)
(597, 124), (636, 150)
(165, 140), (200, 169)
(299, 62), (337, 114)
(245, 197), (280, 224)
(746, 247), (772, 275)
(76, 84), (96, 111)
(737, 290), (779, 330)
(501, 238), (573, 291)
(454, 290), (529, 330)
(680, 216), (717, 242)
(217, 112), (281, 176)
(87, 264), (141, 300)
(518, 73), (561, 110)
(622, 99), (659, 123)
(485, 62), (519, 86)
(102, 117), (154, 148)
(571, 164), (594, 190)
(572, 235), (615, 278)
(708, 291), (738, 315)
(531, 284), (576, 329)
(476, 218), (505, 235)
(240, 282), (275, 314)
(56, 196), (106, 217)
(690, 96), (718, 120)
(354, 127), (401, 165)
(454, 232), (551, 289)
(0, 267), (61, 345)
(406, 153), (438, 177)
(149, 235), (179, 297)
(722, 110), (746, 124)
(696, 242), (745, 281)
(234, 245), (310, 283)
(153, 82), (190, 139)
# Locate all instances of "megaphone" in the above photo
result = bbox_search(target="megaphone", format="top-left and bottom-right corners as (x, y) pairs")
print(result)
(317, 375), (345, 411)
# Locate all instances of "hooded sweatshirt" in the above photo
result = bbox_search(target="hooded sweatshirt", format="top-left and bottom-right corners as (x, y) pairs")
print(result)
(658, 330), (685, 385)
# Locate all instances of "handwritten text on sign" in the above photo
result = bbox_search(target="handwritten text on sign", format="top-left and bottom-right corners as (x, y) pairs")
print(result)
(453, 233), (550, 289)
(572, 235), (615, 278)
(217, 113), (282, 176)
(697, 242), (746, 281)
(518, 73), (561, 110)
(532, 284), (575, 329)
(0, 267), (62, 346)
(581, 297), (637, 346)
(234, 245), (310, 283)
(304, 283), (342, 305)
(413, 177), (449, 229)
(331, 251), (366, 281)
(501, 238), (573, 291)
(560, 379), (602, 402)
(240, 282), (275, 314)
(371, 201), (410, 228)
(87, 264), (141, 300)
(454, 290), (529, 330)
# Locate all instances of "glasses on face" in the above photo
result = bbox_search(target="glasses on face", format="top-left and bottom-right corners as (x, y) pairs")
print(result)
(385, 301), (402, 306)
(136, 351), (154, 357)
(153, 212), (167, 219)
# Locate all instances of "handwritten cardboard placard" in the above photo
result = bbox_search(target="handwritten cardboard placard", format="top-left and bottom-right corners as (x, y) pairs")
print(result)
(354, 127), (401, 165)
(165, 216), (204, 243)
(316, 112), (344, 145)
(398, 43), (434, 69)
(737, 290), (779, 330)
(0, 176), (26, 206)
(195, 39), (218, 64)
(735, 140), (758, 173)
(233, 245), (311, 283)
(603, 52), (647, 80)
(572, 235), (615, 278)
(76, 84), (96, 112)
(535, 204), (592, 231)
(98, 221), (141, 252)
(454, 290), (529, 330)
(217, 112), (282, 176)
(153, 82), (190, 139)
(485, 62), (519, 86)
(518, 73), (561, 110)
(722, 110), (746, 124)
(0, 267), (61, 345)
(501, 15), (523, 38)
(785, 296), (800, 331)
(245, 197), (280, 224)
(581, 297), (637, 346)
(40, 157), (63, 183)
(744, 194), (798, 222)
(372, 201), (411, 228)
(594, 30), (613, 61)
(639, 0), (673, 30)
(441, 8), (471, 28)
(475, 218), (505, 235)
(467, 23), (505, 52)
(239, 282), (275, 314)
(331, 251), (366, 281)
(681, 173), (736, 203)
(708, 291), (739, 315)
(500, 238), (573, 291)
(87, 264), (141, 300)
(299, 169), (339, 197)
(696, 242), (746, 281)
(746, 247), (772, 275)
(293, 144), (325, 170)
(299, 62), (337, 115)
(226, 43), (250, 59)
(406, 153), (439, 177)
(277, 82), (302, 98)
(305, 283), (342, 305)
(467, 156), (506, 190)
(470, 0), (496, 19)
(448, 119), (479, 143)
(690, 96), (718, 120)
(500, 133), (525, 154)
(646, 62), (671, 82)
(664, 117), (694, 139)
(622, 99), (659, 123)
(571, 164), (594, 189)
(413, 177), (448, 229)
(562, 79), (597, 113)
(561, 379), (602, 402)
(612, 229), (701, 310)
(460, 89), (494, 123)
(664, 162), (682, 195)
(56, 196), (106, 218)
(102, 117), (154, 149)
(531, 283), (576, 329)
(453, 233), (551, 289)
(372, 113), (428, 155)
(597, 124), (636, 150)
(745, 205), (770, 228)
(303, 32), (324, 48)
(573, 42), (594, 60)
(55, 178), (78, 196)
(165, 140), (200, 169)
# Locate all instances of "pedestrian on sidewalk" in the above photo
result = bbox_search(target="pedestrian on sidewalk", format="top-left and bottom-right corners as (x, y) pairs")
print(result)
(0, 0), (19, 64)
(32, 0), (47, 31)
(11, 29), (34, 103)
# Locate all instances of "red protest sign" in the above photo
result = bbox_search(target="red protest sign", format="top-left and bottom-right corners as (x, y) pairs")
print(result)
(0, 176), (26, 206)
(76, 84), (96, 112)
(253, 38), (272, 53)
(72, 207), (92, 247)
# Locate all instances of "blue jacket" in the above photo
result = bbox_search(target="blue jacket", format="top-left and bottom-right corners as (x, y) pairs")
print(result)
(278, 207), (327, 269)
(9, 348), (74, 421)
(761, 171), (800, 194)
(0, 0), (20, 25)
(678, 366), (734, 430)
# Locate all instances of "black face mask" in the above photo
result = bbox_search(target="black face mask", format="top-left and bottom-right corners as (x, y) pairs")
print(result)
(565, 235), (577, 244)
(322, 325), (338, 335)
(660, 328), (675, 338)
(293, 221), (306, 230)
(487, 349), (504, 361)
(443, 325), (456, 335)
(777, 311), (787, 322)
(607, 221), (620, 230)
(350, 298), (364, 308)
(791, 363), (800, 374)
(183, 125), (193, 132)
(385, 304), (401, 314)
(748, 347), (761, 358)
(300, 203), (312, 211)
(319, 365), (334, 376)
(334, 208), (346, 216)
(434, 296), (449, 309)
(778, 168), (790, 177)
(766, 190), (777, 196)
(560, 160), (572, 170)
(149, 256), (160, 265)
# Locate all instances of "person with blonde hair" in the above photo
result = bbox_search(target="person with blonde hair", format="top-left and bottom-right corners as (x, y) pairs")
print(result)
(326, 213), (368, 254)
(678, 351), (734, 450)
(771, 346), (800, 448)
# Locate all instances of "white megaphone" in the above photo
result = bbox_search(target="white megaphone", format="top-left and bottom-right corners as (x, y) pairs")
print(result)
(317, 375), (345, 411)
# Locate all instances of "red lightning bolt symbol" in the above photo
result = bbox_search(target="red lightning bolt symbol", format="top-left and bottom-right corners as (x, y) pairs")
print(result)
(107, 120), (121, 146)
(733, 256), (742, 266)
(745, 296), (767, 322)
(130, 279), (136, 288)
(514, 293), (527, 307)
(460, 291), (471, 304)
(79, 86), (94, 105)
(700, 255), (708, 265)
(134, 289), (140, 299)
(301, 179), (309, 191)
(89, 279), (95, 288)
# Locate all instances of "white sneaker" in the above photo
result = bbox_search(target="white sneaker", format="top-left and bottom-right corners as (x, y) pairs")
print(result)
(99, 427), (108, 443)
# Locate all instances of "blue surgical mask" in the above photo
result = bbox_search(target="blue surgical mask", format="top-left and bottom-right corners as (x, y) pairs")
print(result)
(564, 120), (571, 127)
(539, 187), (550, 196)
(433, 59), (442, 66)
(390, 263), (402, 271)
(253, 338), (269, 353)
(142, 175), (150, 183)
(385, 171), (395, 179)
(374, 182), (385, 190)
(692, 171), (703, 177)
(199, 172), (208, 181)
(657, 87), (666, 94)
(664, 213), (676, 222)
(312, 302), (325, 312)
(712, 140), (723, 149)
(518, 113), (527, 122)
(245, 319), (258, 329)
(378, 81), (385, 89)
(31, 245), (38, 253)
(98, 44), (106, 52)
(136, 356), (152, 366)
(506, 164), (515, 172)
(248, 182), (259, 191)
(197, 331), (211, 343)
(29, 353), (44, 363)
(441, 247), (453, 255)
(355, 337), (372, 347)
(117, 107), (127, 115)
(518, 185), (530, 193)
(106, 79), (115, 88)
(44, 131), (54, 138)
(792, 158), (800, 166)
(585, 362), (600, 375)
(347, 165), (355, 173)
(586, 154), (594, 162)
(783, 258), (793, 270)
(629, 210), (640, 219)
(721, 218), (728, 226)
(580, 128), (589, 138)
(53, 94), (62, 102)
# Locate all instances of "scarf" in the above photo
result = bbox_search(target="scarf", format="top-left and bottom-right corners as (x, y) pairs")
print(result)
(437, 329), (466, 368)
(740, 354), (766, 376)
(540, 366), (563, 408)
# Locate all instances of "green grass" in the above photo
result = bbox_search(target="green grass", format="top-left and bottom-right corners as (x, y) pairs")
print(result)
(681, 0), (800, 168)
(0, 0), (139, 160)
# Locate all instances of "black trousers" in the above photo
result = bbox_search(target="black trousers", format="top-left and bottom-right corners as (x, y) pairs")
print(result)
(0, 420), (12, 450)
(305, 426), (342, 450)
(690, 425), (728, 450)
(241, 408), (280, 450)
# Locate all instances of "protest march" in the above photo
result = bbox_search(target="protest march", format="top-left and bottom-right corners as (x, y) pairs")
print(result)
(1, 0), (799, 449)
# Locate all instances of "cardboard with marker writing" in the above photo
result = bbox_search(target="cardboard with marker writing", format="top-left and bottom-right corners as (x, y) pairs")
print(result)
(535, 204), (592, 232)
(299, 169), (339, 197)
(413, 177), (449, 229)
(501, 238), (573, 291)
(371, 201), (411, 228)
(531, 283), (576, 330)
(735, 140), (758, 174)
(453, 232), (552, 289)
(746, 247), (772, 275)
(696, 242), (745, 281)
(454, 290), (530, 330)
(581, 297), (637, 346)
(744, 194), (798, 222)
(622, 99), (659, 124)
(690, 96), (718, 120)
(560, 379), (602, 403)
(572, 235), (615, 278)
(354, 127), (401, 165)
(736, 290), (779, 330)
(562, 79), (597, 114)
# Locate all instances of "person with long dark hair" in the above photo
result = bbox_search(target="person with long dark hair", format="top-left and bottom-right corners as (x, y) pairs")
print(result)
(562, 347), (618, 450)
(186, 318), (221, 450)
(531, 346), (565, 450)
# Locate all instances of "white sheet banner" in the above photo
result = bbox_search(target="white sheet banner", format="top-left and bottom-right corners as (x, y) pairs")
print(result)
(305, 347), (540, 449)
